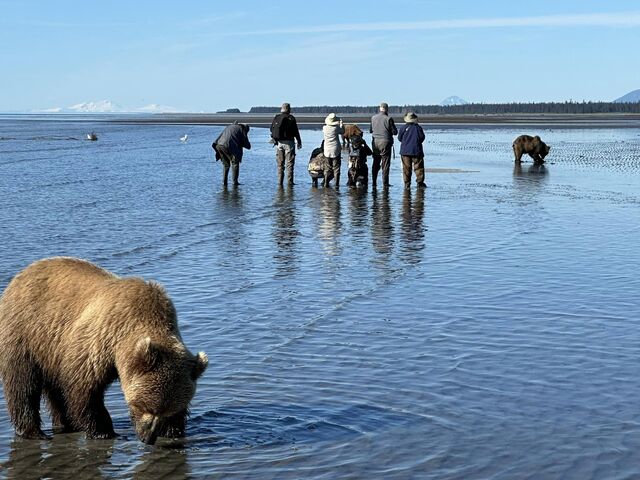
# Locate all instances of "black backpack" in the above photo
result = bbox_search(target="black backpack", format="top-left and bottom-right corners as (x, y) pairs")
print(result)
(349, 135), (364, 158)
(272, 113), (289, 141)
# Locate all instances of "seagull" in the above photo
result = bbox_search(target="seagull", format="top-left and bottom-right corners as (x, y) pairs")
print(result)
(180, 134), (188, 143)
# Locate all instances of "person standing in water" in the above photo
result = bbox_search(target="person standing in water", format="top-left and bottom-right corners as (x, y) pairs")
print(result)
(270, 103), (302, 186)
(212, 122), (251, 188)
(322, 113), (344, 187)
(369, 102), (397, 188)
(397, 112), (427, 189)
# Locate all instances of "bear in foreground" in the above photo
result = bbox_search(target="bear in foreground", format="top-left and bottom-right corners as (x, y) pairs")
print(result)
(0, 257), (208, 445)
(512, 135), (551, 164)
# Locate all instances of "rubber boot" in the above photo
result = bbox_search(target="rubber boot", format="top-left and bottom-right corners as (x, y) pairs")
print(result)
(383, 172), (391, 188)
(232, 164), (240, 186)
(223, 164), (230, 187)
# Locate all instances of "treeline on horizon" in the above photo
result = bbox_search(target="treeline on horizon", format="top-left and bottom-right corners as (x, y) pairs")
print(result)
(247, 101), (640, 115)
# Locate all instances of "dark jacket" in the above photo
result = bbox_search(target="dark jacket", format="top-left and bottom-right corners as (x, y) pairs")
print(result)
(271, 113), (302, 143)
(369, 112), (398, 142)
(397, 123), (425, 157)
(213, 123), (251, 161)
(349, 137), (373, 164)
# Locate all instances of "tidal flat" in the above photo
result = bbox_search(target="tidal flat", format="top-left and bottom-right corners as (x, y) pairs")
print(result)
(0, 119), (639, 479)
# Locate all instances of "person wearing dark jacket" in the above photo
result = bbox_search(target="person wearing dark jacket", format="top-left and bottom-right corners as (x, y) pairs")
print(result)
(346, 134), (373, 187)
(270, 102), (302, 186)
(212, 122), (251, 187)
(397, 112), (427, 189)
(369, 102), (398, 188)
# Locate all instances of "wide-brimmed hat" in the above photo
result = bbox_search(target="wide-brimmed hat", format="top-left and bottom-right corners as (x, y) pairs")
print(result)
(404, 112), (419, 123)
(324, 113), (341, 126)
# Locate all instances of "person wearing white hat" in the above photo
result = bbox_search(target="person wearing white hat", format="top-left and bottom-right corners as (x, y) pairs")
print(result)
(397, 112), (427, 189)
(322, 113), (344, 187)
(369, 102), (398, 188)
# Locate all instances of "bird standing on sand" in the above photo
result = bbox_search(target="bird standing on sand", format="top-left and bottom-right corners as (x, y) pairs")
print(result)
(180, 134), (188, 143)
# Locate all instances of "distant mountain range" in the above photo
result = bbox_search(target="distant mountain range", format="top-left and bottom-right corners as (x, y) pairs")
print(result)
(440, 96), (468, 106)
(34, 100), (181, 113)
(614, 89), (640, 103)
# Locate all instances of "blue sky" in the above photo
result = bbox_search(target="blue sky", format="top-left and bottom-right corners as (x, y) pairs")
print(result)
(1, 0), (639, 112)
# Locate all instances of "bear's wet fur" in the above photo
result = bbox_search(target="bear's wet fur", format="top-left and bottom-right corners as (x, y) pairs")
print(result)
(512, 135), (551, 164)
(0, 257), (208, 444)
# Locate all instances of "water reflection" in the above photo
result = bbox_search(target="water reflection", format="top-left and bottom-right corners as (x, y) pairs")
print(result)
(399, 188), (427, 265)
(315, 189), (343, 258)
(131, 444), (190, 480)
(370, 189), (394, 262)
(272, 187), (299, 278)
(3, 436), (115, 479)
(348, 187), (369, 230)
(513, 162), (549, 182)
(215, 188), (248, 267)
(512, 163), (549, 202)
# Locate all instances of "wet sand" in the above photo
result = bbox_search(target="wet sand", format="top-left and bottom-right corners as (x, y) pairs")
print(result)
(114, 112), (640, 129)
(3, 112), (640, 129)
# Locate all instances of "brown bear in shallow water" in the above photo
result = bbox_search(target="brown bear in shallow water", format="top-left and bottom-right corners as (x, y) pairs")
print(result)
(0, 257), (208, 444)
(341, 124), (363, 149)
(512, 135), (551, 164)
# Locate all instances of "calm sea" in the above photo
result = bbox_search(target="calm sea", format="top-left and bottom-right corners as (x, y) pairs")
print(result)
(0, 118), (639, 479)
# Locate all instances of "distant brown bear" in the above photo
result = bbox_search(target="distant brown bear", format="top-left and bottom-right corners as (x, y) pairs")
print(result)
(0, 257), (208, 444)
(342, 124), (363, 149)
(512, 135), (551, 164)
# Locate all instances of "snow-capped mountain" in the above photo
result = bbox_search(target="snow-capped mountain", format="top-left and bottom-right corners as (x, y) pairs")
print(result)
(67, 100), (124, 113)
(614, 89), (640, 103)
(440, 96), (468, 106)
(32, 100), (182, 114)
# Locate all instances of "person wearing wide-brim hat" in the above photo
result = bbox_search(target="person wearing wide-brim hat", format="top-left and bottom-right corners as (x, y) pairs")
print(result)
(321, 113), (345, 187)
(397, 112), (427, 189)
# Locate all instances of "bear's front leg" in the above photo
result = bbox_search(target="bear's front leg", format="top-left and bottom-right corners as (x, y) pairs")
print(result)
(67, 386), (116, 439)
(44, 385), (78, 434)
(3, 358), (49, 439)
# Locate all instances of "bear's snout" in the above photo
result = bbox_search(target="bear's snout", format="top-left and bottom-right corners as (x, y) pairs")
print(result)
(136, 413), (161, 445)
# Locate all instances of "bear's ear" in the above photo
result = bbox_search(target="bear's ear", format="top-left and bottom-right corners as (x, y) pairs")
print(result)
(534, 135), (541, 140)
(133, 337), (162, 371)
(192, 351), (208, 379)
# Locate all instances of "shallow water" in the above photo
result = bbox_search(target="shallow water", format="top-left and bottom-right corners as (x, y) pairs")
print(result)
(0, 119), (639, 479)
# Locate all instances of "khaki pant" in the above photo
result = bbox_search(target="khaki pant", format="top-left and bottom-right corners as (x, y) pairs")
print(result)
(324, 156), (341, 186)
(276, 140), (296, 185)
(401, 155), (425, 185)
(372, 139), (392, 186)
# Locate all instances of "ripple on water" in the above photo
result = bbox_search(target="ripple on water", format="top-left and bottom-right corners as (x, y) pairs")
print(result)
(0, 121), (639, 478)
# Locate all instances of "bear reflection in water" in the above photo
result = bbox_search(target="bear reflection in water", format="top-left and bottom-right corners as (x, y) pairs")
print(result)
(0, 257), (208, 445)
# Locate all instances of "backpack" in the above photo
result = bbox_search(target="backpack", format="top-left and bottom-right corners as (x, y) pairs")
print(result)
(349, 135), (364, 158)
(271, 113), (289, 141)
